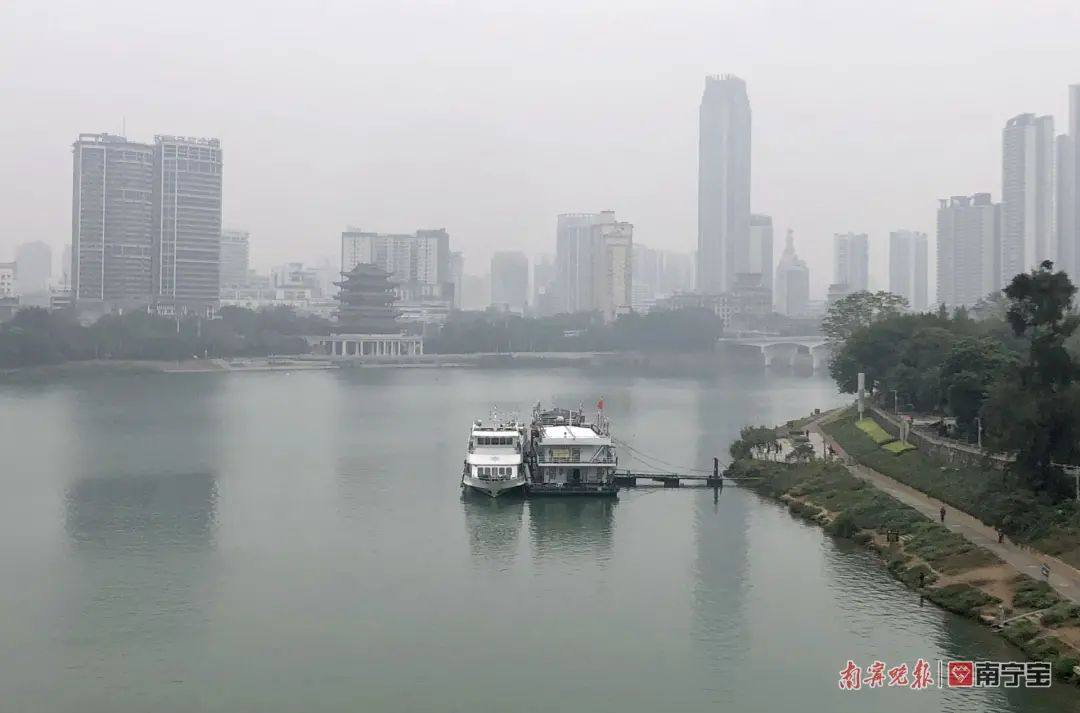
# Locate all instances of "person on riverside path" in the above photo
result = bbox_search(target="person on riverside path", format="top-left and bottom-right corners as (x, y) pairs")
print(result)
(939, 506), (946, 523)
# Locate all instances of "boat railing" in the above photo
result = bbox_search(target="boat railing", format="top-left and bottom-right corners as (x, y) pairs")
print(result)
(536, 453), (617, 464)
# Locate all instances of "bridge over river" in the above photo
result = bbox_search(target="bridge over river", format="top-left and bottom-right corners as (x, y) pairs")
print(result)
(718, 336), (831, 370)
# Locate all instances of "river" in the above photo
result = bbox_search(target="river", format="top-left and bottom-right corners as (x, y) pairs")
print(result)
(0, 367), (1076, 712)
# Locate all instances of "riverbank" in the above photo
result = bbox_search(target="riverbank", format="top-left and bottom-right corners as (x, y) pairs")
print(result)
(728, 444), (1080, 684)
(821, 406), (1080, 570)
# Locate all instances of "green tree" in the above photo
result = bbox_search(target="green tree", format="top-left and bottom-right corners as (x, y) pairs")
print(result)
(984, 261), (1080, 494)
(821, 291), (909, 347)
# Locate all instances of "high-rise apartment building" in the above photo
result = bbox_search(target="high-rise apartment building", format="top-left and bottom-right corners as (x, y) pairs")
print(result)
(219, 229), (250, 288)
(532, 254), (558, 316)
(0, 263), (15, 298)
(1061, 85), (1080, 277)
(1001, 114), (1055, 284)
(774, 230), (809, 316)
(556, 211), (616, 313)
(71, 133), (155, 306)
(833, 233), (869, 292)
(14, 241), (52, 295)
(490, 251), (529, 313)
(449, 251), (464, 309)
(697, 75), (751, 294)
(747, 214), (774, 290)
(1058, 133), (1075, 277)
(937, 194), (1000, 308)
(888, 230), (929, 311)
(592, 221), (633, 321)
(152, 136), (223, 311)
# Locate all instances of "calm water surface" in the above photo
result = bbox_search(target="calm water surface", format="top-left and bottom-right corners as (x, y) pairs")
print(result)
(1, 368), (1077, 713)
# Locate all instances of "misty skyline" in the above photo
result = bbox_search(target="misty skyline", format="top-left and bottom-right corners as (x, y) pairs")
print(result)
(2, 0), (1079, 300)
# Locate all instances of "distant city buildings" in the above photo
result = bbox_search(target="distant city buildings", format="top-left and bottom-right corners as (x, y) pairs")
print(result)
(833, 233), (869, 293)
(556, 212), (612, 313)
(340, 228), (454, 324)
(490, 251), (529, 313)
(1001, 114), (1056, 284)
(0, 262), (15, 298)
(71, 132), (222, 315)
(888, 230), (929, 311)
(554, 211), (633, 319)
(697, 74), (751, 294)
(219, 230), (250, 288)
(774, 229), (810, 316)
(14, 242), (51, 295)
(937, 194), (1000, 308)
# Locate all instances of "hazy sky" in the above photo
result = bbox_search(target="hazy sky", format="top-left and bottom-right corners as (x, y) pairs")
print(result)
(2, 0), (1079, 298)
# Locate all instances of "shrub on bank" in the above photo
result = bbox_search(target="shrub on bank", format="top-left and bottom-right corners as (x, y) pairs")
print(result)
(1013, 575), (1065, 611)
(927, 583), (999, 618)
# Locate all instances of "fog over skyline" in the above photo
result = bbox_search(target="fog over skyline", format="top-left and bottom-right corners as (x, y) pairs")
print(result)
(2, 0), (1078, 299)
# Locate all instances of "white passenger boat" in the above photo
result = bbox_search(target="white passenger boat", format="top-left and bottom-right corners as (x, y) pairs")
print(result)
(461, 416), (529, 498)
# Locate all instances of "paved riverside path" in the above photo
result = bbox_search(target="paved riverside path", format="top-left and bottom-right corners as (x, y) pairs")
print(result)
(809, 414), (1080, 606)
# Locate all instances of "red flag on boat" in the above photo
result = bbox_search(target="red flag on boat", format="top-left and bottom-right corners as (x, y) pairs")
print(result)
(597, 398), (604, 410)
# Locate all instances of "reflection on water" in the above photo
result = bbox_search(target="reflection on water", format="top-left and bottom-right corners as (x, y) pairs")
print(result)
(65, 471), (218, 551)
(461, 491), (525, 566)
(526, 496), (616, 562)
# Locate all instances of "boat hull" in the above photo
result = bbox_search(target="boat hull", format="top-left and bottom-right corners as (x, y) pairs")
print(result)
(462, 477), (527, 498)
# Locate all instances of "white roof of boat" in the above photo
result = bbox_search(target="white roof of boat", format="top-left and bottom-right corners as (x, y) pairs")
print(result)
(471, 428), (520, 436)
(540, 425), (609, 443)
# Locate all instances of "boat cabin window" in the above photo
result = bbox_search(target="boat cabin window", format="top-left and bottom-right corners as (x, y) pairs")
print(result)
(475, 436), (515, 446)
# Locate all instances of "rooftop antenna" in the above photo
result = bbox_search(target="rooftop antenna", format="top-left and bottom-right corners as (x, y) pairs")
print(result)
(121, 116), (126, 137)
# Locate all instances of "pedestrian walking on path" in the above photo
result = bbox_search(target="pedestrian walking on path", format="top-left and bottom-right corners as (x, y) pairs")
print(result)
(939, 506), (946, 523)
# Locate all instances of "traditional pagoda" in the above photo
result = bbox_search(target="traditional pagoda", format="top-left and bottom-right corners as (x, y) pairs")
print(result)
(333, 263), (400, 334)
(323, 263), (423, 358)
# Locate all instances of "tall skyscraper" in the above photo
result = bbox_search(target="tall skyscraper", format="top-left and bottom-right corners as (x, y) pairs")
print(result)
(937, 194), (1000, 308)
(1001, 114), (1055, 284)
(71, 133), (155, 306)
(219, 229), (250, 288)
(152, 136), (223, 311)
(490, 251), (529, 313)
(773, 230), (809, 316)
(747, 214), (774, 290)
(556, 211), (616, 313)
(697, 75), (751, 294)
(14, 241), (52, 294)
(833, 233), (869, 292)
(888, 230), (929, 311)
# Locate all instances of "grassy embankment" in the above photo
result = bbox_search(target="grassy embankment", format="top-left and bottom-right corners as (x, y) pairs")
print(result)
(822, 408), (1080, 568)
(729, 453), (1080, 682)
